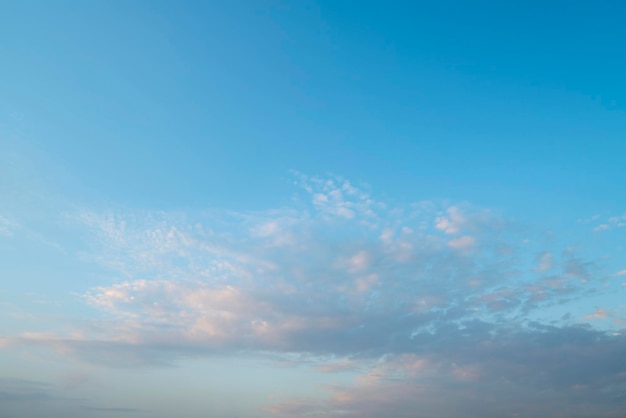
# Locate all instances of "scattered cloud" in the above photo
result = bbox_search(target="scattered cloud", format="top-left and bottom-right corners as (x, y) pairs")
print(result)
(267, 325), (626, 418)
(1, 175), (621, 418)
(592, 213), (626, 231)
(3, 176), (600, 362)
(447, 235), (475, 250)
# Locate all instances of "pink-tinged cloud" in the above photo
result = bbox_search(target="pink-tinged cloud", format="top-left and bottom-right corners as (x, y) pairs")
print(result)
(2, 175), (622, 418)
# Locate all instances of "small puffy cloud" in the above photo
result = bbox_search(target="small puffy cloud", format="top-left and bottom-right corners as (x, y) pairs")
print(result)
(534, 251), (554, 272)
(346, 251), (370, 272)
(316, 359), (356, 373)
(563, 257), (593, 282)
(379, 228), (394, 245)
(593, 223), (610, 231)
(447, 235), (475, 250)
(435, 205), (504, 237)
(294, 173), (381, 222)
(354, 274), (378, 293)
(251, 221), (281, 237)
(584, 308), (609, 320)
(435, 206), (465, 234)
(591, 212), (626, 231)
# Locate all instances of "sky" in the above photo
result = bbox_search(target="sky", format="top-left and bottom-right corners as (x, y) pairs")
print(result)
(1, 1), (626, 417)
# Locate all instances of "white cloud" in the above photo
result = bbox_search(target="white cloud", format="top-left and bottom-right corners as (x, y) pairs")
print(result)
(294, 173), (382, 223)
(447, 235), (475, 250)
(251, 221), (281, 237)
(354, 274), (378, 293)
(379, 228), (394, 245)
(435, 206), (465, 234)
(435, 205), (504, 238)
(346, 251), (370, 272)
(584, 308), (609, 320)
(534, 251), (554, 271)
(593, 223), (610, 231)
(591, 212), (626, 231)
(0, 213), (19, 237)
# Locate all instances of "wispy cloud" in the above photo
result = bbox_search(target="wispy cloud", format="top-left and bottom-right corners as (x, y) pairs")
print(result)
(81, 406), (144, 413)
(534, 251), (554, 272)
(0, 377), (139, 417)
(0, 213), (20, 237)
(0, 378), (52, 402)
(592, 213), (626, 231)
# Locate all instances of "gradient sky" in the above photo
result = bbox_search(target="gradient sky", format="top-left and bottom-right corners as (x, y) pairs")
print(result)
(1, 1), (626, 417)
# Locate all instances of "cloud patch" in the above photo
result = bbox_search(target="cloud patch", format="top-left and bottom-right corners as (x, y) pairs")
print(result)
(267, 325), (626, 418)
(1, 175), (622, 418)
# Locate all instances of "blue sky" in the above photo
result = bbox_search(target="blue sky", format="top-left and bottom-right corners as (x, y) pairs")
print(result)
(1, 1), (626, 417)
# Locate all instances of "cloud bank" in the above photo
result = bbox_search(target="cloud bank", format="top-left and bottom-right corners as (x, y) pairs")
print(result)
(2, 175), (624, 417)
